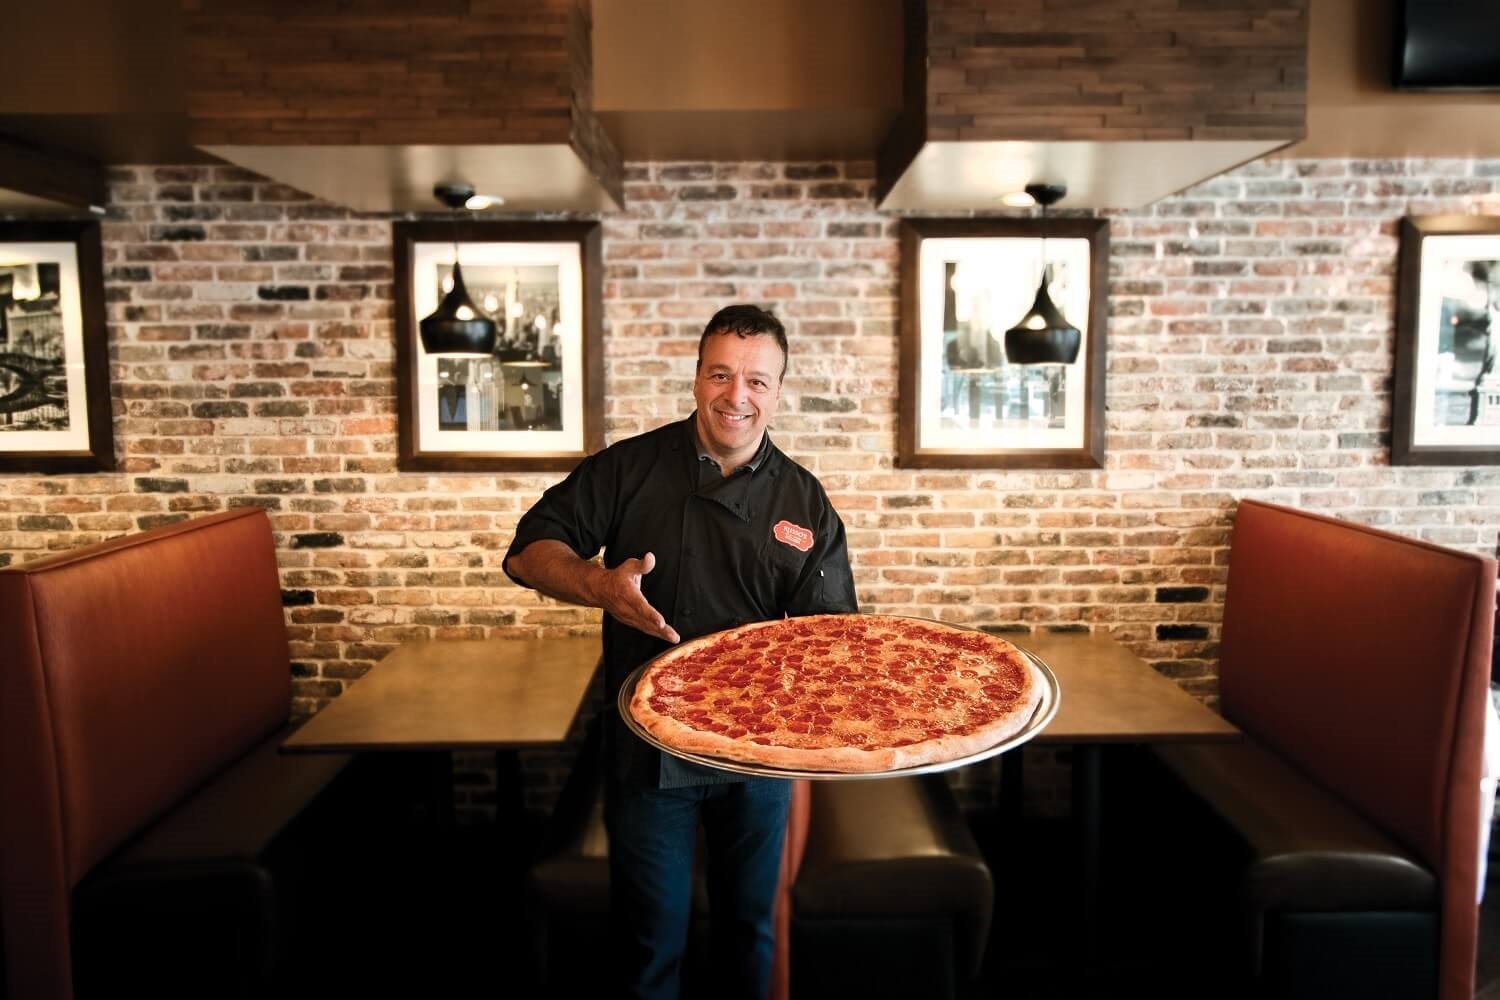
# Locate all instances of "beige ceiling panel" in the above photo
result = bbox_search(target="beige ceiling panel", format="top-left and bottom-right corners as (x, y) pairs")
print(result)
(1281, 0), (1500, 158)
(0, 191), (86, 217)
(595, 110), (899, 163)
(592, 0), (901, 113)
(198, 145), (622, 215)
(879, 140), (1290, 213)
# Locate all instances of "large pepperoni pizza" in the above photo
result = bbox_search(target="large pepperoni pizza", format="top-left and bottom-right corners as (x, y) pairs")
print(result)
(627, 614), (1046, 773)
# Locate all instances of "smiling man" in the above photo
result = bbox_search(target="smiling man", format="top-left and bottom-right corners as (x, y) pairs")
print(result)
(504, 304), (857, 1000)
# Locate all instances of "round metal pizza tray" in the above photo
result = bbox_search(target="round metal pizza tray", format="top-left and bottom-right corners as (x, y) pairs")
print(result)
(617, 624), (1060, 781)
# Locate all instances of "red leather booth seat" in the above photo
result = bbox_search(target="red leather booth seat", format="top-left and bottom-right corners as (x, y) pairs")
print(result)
(0, 509), (351, 1000)
(1156, 499), (1494, 1000)
(789, 775), (993, 997)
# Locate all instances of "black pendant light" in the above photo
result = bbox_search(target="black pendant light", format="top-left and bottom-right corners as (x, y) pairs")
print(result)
(1004, 183), (1082, 366)
(419, 182), (499, 356)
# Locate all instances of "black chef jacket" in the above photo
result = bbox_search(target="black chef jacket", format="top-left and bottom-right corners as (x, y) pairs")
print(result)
(503, 415), (858, 786)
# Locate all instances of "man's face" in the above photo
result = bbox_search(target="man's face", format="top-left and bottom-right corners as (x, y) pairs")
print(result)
(693, 332), (784, 465)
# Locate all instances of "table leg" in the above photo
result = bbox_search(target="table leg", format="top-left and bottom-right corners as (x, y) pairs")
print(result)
(494, 748), (525, 834)
(1073, 743), (1102, 961)
(1001, 746), (1025, 823)
(413, 749), (521, 832)
(423, 751), (456, 829)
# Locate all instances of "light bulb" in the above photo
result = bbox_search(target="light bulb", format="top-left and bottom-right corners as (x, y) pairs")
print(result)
(9, 266), (41, 301)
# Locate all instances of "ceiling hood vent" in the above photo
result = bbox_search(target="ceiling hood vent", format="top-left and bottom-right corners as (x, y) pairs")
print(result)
(183, 0), (622, 214)
(0, 136), (106, 216)
(877, 0), (1309, 212)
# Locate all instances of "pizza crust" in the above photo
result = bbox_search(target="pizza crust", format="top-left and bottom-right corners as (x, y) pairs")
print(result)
(627, 615), (1047, 774)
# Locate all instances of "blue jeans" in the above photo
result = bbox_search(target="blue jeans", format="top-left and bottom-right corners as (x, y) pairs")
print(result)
(604, 774), (792, 1000)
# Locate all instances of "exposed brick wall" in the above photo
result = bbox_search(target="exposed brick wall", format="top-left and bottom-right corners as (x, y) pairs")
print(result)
(920, 0), (1308, 142)
(4, 156), (1498, 816)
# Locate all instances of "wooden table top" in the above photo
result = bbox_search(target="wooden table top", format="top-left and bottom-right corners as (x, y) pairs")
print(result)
(1020, 631), (1240, 745)
(281, 637), (601, 753)
(280, 630), (1231, 752)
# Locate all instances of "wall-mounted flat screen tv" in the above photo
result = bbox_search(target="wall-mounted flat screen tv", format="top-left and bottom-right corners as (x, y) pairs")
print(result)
(1395, 0), (1500, 90)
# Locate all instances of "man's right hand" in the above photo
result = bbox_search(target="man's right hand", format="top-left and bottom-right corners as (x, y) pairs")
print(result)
(506, 539), (680, 645)
(595, 551), (680, 644)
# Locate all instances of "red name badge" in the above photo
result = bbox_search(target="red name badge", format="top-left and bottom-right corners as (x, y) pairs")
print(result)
(773, 519), (814, 553)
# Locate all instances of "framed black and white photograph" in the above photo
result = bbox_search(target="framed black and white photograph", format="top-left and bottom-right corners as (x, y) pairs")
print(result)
(897, 218), (1107, 469)
(0, 221), (113, 473)
(393, 221), (603, 472)
(1394, 215), (1500, 465)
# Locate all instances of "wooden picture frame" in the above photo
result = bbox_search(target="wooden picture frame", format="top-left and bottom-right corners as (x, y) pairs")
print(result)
(1393, 214), (1500, 465)
(897, 217), (1108, 469)
(394, 220), (604, 472)
(0, 220), (113, 473)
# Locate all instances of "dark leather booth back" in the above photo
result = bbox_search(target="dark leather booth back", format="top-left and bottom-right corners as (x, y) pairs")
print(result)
(0, 509), (291, 1000)
(1219, 499), (1494, 1000)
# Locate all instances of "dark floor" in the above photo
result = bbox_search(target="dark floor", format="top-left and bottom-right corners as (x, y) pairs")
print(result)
(297, 824), (1500, 1000)
(963, 748), (1500, 1000)
(277, 753), (1500, 999)
(965, 812), (1235, 1000)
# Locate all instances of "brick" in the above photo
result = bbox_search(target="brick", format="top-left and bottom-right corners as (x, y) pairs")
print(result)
(292, 532), (345, 549)
(133, 478), (191, 494)
(136, 514), (191, 530)
(1156, 586), (1211, 603)
(17, 515), (72, 531)
(150, 225), (207, 242)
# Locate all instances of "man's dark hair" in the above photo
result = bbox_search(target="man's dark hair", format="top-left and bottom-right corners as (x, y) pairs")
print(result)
(697, 304), (789, 380)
